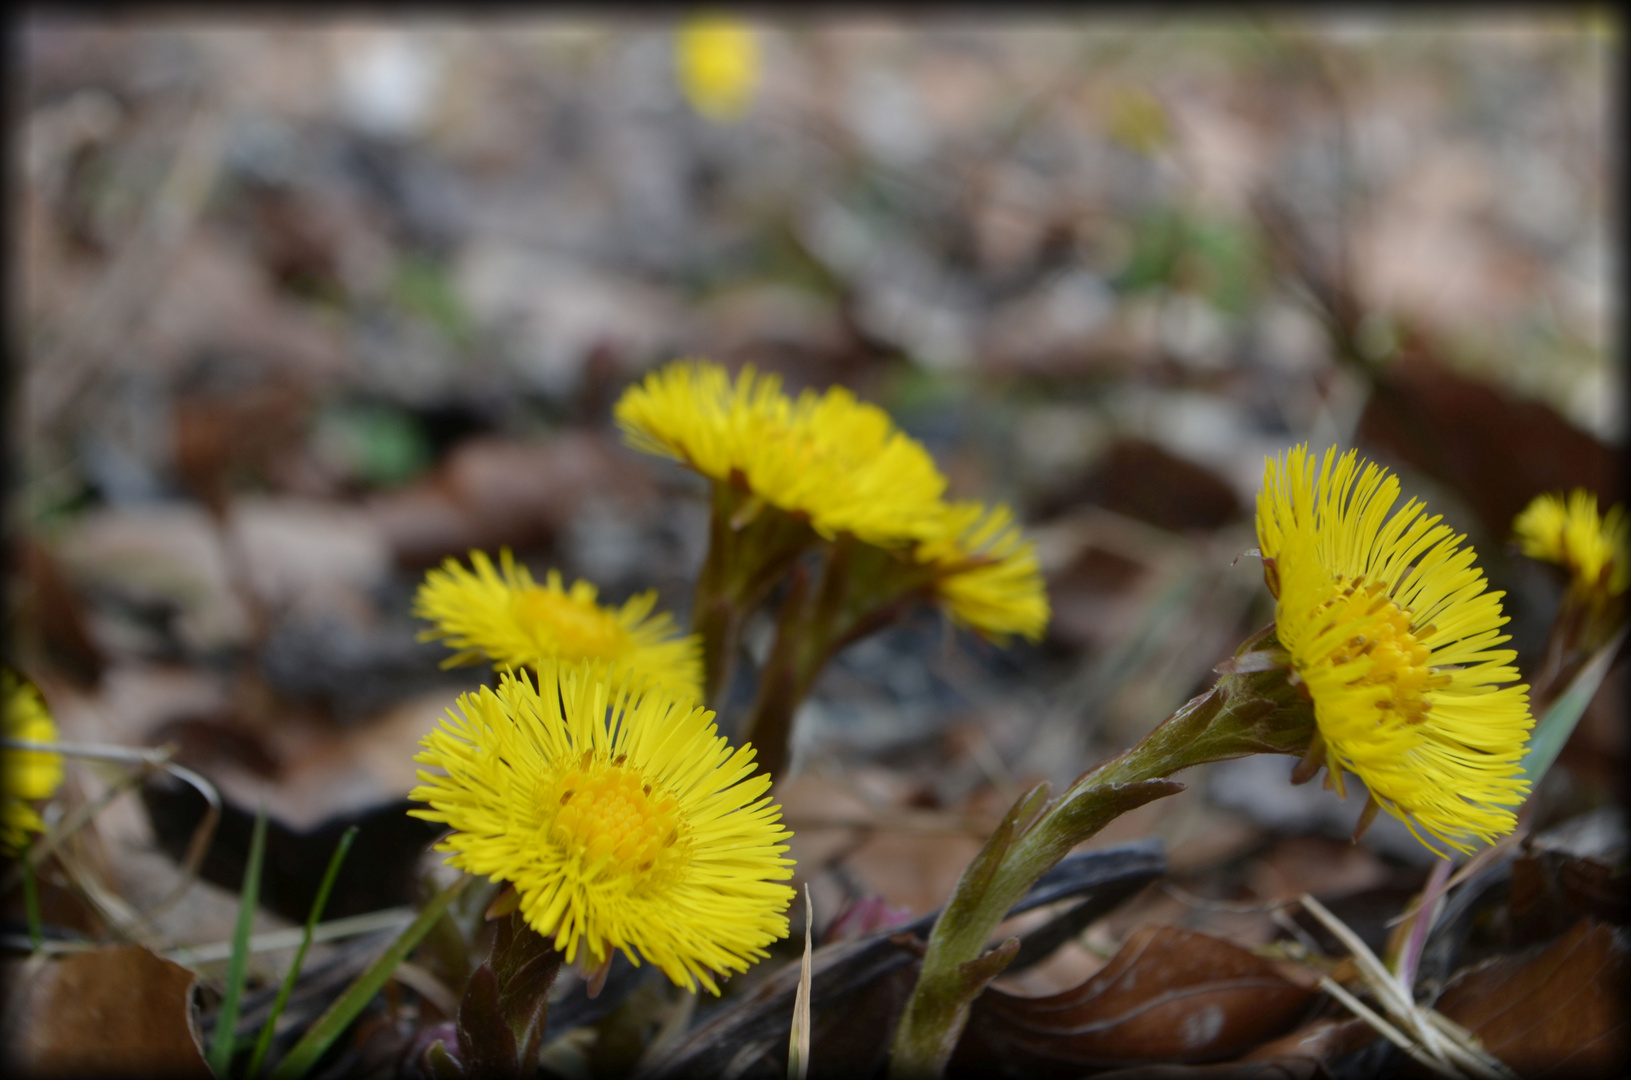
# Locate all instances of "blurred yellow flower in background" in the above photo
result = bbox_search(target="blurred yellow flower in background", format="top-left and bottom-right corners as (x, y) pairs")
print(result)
(3, 669), (64, 854)
(414, 549), (703, 704)
(409, 660), (794, 993)
(1257, 446), (1532, 855)
(615, 360), (947, 548)
(916, 501), (1049, 644)
(1513, 488), (1628, 599)
(1105, 85), (1171, 155)
(676, 14), (760, 121)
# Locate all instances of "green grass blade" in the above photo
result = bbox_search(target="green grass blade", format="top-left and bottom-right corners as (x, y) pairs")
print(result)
(246, 825), (358, 1079)
(268, 874), (471, 1080)
(1519, 627), (1626, 786)
(209, 799), (269, 1077)
(21, 842), (43, 951)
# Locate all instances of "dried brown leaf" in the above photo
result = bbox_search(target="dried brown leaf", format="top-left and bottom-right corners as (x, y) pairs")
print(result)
(1430, 918), (1629, 1079)
(366, 432), (655, 567)
(952, 925), (1316, 1078)
(17, 538), (105, 686)
(1037, 437), (1243, 532)
(1239, 1016), (1376, 1064)
(1356, 348), (1616, 540)
(1510, 849), (1631, 945)
(1, 944), (210, 1078)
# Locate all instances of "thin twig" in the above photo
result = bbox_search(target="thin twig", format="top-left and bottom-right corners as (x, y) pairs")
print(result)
(1298, 894), (1519, 1080)
(50, 833), (152, 949)
(0, 739), (221, 928)
(165, 907), (417, 967)
(1317, 975), (1458, 1079)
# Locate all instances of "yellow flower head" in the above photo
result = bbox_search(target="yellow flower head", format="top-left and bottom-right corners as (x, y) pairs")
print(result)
(1512, 489), (1629, 598)
(3, 669), (64, 854)
(414, 550), (703, 705)
(1257, 446), (1533, 855)
(916, 501), (1050, 644)
(675, 14), (759, 121)
(409, 661), (795, 992)
(615, 360), (948, 548)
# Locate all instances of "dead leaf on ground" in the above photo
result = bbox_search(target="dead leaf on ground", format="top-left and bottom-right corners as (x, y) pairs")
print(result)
(1063, 1008), (1367, 1080)
(1510, 850), (1631, 944)
(645, 845), (1165, 1080)
(1037, 436), (1243, 532)
(951, 925), (1316, 1078)
(0, 944), (210, 1078)
(1245, 835), (1392, 905)
(1240, 1016), (1376, 1065)
(365, 431), (656, 567)
(14, 537), (105, 686)
(842, 829), (989, 918)
(1429, 918), (1629, 1079)
(1357, 347), (1617, 540)
(173, 376), (313, 517)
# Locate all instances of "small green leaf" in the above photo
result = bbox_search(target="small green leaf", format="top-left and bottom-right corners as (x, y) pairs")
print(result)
(311, 402), (431, 490)
(391, 255), (475, 345)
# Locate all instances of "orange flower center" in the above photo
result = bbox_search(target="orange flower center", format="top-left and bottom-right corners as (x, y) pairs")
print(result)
(513, 588), (629, 661)
(548, 757), (684, 878)
(1315, 577), (1449, 723)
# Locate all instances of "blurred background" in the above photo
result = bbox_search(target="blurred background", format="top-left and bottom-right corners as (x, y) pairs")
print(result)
(8, 10), (1622, 997)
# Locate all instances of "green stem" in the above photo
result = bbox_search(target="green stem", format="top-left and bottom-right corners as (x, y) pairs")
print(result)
(693, 594), (743, 713)
(738, 538), (866, 783)
(888, 649), (1313, 1080)
(692, 482), (819, 710)
(739, 564), (812, 784)
(693, 484), (744, 709)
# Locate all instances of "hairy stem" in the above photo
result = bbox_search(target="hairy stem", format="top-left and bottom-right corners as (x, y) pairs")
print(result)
(888, 634), (1313, 1079)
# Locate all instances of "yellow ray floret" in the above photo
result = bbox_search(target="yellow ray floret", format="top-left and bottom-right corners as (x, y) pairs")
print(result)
(675, 15), (760, 121)
(3, 669), (64, 854)
(409, 661), (795, 993)
(916, 501), (1050, 644)
(414, 550), (703, 704)
(1257, 445), (1533, 856)
(1512, 489), (1628, 598)
(614, 360), (947, 548)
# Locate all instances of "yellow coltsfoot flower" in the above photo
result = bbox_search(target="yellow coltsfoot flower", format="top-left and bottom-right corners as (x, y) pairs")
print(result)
(916, 501), (1049, 644)
(414, 549), (703, 704)
(3, 669), (64, 854)
(614, 360), (948, 549)
(409, 661), (795, 993)
(1513, 489), (1628, 599)
(1257, 446), (1533, 856)
(675, 14), (760, 121)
